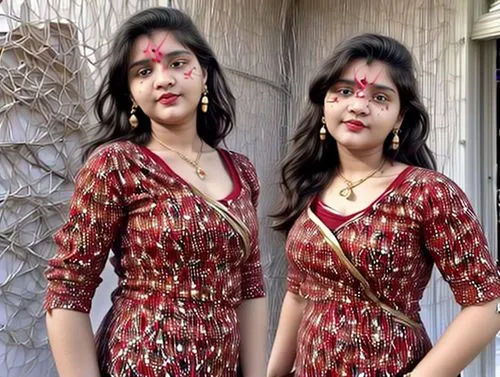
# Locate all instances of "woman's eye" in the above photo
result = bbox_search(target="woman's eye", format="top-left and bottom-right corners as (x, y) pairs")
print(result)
(137, 68), (152, 77)
(374, 94), (389, 102)
(170, 60), (186, 69)
(338, 88), (353, 96)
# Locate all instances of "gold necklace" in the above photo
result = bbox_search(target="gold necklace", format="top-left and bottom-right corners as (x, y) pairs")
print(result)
(151, 134), (206, 180)
(338, 160), (385, 200)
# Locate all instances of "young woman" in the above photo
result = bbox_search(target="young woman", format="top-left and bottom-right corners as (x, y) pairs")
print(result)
(44, 7), (267, 377)
(267, 33), (500, 377)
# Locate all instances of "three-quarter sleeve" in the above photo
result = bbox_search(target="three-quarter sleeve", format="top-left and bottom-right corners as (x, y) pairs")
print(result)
(44, 149), (126, 313)
(423, 175), (500, 306)
(239, 157), (266, 300)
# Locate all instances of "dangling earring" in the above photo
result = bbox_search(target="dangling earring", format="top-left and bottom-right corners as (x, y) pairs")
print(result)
(391, 128), (400, 150)
(319, 116), (327, 141)
(129, 101), (139, 128)
(201, 86), (209, 113)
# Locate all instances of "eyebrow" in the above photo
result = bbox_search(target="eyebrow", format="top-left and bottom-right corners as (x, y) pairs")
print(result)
(334, 79), (396, 93)
(128, 49), (193, 70)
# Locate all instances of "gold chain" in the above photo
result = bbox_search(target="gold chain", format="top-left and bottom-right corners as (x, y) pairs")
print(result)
(338, 160), (385, 200)
(151, 134), (206, 180)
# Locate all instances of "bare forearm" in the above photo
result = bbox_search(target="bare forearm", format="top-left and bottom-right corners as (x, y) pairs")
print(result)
(46, 309), (100, 377)
(412, 299), (500, 377)
(238, 297), (268, 377)
(267, 292), (306, 377)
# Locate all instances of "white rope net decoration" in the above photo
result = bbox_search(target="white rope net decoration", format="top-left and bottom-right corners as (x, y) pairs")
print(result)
(0, 20), (88, 377)
(0, 1), (160, 376)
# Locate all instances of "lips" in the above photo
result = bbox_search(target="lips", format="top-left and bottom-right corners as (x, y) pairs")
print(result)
(344, 120), (366, 132)
(158, 93), (179, 105)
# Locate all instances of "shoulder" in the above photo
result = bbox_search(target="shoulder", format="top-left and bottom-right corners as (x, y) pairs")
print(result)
(83, 141), (143, 173)
(221, 149), (258, 179)
(407, 167), (472, 209)
(409, 167), (464, 193)
(224, 150), (256, 170)
(221, 149), (260, 199)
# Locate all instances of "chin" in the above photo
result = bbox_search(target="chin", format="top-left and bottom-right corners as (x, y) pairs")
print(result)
(151, 116), (183, 126)
(337, 139), (379, 151)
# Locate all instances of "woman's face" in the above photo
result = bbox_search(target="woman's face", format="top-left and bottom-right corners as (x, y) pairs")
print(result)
(323, 58), (403, 153)
(127, 29), (206, 129)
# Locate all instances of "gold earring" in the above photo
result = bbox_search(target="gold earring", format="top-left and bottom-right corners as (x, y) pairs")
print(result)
(319, 116), (327, 141)
(391, 128), (400, 150)
(201, 86), (209, 113)
(129, 102), (139, 128)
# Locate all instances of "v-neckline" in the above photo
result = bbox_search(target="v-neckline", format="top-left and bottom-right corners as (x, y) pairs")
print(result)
(313, 165), (415, 231)
(137, 143), (242, 203)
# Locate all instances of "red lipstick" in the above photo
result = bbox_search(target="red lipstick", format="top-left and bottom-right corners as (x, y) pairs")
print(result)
(158, 93), (179, 105)
(344, 120), (366, 132)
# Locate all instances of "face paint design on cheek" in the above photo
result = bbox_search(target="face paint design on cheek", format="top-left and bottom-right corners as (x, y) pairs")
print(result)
(183, 67), (196, 79)
(326, 96), (339, 104)
(375, 104), (390, 116)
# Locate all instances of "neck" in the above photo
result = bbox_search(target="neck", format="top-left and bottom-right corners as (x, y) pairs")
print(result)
(150, 118), (202, 153)
(337, 145), (385, 179)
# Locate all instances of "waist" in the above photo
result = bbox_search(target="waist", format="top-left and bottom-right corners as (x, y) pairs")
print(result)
(114, 278), (235, 305)
(299, 279), (362, 302)
(299, 279), (421, 321)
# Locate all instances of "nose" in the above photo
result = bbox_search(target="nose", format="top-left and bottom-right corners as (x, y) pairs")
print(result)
(153, 65), (175, 89)
(347, 97), (370, 116)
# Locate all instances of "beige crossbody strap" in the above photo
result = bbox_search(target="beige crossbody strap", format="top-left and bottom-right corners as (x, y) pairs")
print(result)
(189, 184), (252, 260)
(307, 207), (421, 330)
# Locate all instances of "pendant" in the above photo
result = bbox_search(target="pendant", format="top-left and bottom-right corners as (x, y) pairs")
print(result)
(196, 167), (206, 180)
(339, 185), (353, 199)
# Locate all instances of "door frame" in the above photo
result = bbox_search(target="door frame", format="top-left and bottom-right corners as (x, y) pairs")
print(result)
(466, 1), (500, 376)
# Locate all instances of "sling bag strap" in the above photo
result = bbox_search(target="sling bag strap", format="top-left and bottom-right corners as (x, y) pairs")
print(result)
(307, 207), (422, 330)
(189, 183), (252, 261)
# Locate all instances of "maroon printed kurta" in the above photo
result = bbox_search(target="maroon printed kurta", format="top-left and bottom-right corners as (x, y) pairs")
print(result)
(44, 141), (265, 377)
(286, 167), (500, 377)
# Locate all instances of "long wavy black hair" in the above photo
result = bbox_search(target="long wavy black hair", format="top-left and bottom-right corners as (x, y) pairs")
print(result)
(272, 33), (436, 233)
(83, 7), (235, 161)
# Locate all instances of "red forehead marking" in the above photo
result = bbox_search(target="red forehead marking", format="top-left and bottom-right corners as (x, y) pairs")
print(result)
(353, 67), (382, 99)
(354, 67), (382, 90)
(143, 37), (167, 63)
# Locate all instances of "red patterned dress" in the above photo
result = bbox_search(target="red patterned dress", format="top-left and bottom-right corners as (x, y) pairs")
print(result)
(44, 141), (265, 377)
(286, 167), (500, 377)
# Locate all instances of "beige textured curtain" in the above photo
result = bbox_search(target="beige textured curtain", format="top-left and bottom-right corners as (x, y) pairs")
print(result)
(172, 0), (291, 352)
